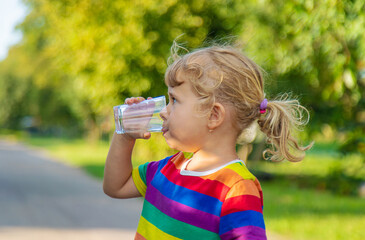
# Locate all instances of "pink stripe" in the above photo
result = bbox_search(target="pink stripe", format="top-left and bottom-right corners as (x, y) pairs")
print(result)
(220, 225), (266, 240)
(145, 183), (220, 233)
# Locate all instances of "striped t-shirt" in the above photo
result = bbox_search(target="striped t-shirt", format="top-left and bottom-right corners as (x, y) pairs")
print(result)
(132, 152), (266, 240)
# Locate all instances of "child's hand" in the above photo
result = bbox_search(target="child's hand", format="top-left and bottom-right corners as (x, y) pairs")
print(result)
(122, 97), (153, 140)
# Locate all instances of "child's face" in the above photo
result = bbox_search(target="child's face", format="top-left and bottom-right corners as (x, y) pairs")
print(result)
(160, 72), (209, 152)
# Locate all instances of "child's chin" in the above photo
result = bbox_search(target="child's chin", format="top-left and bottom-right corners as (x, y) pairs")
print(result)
(166, 142), (177, 150)
(165, 139), (179, 151)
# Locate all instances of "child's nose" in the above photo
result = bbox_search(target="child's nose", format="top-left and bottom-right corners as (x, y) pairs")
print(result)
(159, 106), (168, 121)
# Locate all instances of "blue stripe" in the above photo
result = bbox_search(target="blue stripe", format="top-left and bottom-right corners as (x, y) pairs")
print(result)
(156, 156), (171, 172)
(151, 170), (223, 216)
(220, 210), (265, 234)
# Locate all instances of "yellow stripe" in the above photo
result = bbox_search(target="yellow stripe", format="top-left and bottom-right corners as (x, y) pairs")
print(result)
(183, 152), (193, 159)
(137, 216), (182, 240)
(225, 162), (256, 180)
(132, 167), (147, 197)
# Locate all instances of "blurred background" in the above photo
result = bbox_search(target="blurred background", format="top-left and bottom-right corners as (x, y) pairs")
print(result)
(0, 0), (364, 239)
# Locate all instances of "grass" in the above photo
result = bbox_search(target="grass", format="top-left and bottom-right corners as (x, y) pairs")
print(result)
(262, 181), (365, 240)
(1, 132), (364, 239)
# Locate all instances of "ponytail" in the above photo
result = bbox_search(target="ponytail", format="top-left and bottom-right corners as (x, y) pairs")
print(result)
(257, 94), (313, 162)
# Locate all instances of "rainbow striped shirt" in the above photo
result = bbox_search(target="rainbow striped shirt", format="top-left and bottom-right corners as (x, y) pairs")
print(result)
(132, 152), (266, 240)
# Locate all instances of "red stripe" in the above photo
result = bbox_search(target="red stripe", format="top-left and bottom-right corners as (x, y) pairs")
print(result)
(160, 159), (230, 201)
(259, 189), (264, 208)
(134, 232), (146, 240)
(221, 195), (263, 217)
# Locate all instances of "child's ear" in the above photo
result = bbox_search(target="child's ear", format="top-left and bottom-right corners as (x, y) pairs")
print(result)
(208, 103), (225, 130)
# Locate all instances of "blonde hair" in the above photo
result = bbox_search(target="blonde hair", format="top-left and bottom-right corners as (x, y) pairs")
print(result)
(165, 43), (313, 162)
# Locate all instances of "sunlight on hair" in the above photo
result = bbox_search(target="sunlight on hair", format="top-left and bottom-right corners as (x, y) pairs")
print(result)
(167, 35), (189, 65)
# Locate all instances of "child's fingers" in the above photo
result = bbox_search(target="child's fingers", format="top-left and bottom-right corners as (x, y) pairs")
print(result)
(135, 97), (145, 103)
(143, 132), (151, 139)
(124, 97), (134, 104)
(125, 131), (151, 140)
(125, 97), (146, 105)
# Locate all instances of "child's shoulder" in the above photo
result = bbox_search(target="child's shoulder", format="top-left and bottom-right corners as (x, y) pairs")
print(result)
(221, 161), (263, 198)
(225, 161), (257, 182)
(199, 160), (258, 187)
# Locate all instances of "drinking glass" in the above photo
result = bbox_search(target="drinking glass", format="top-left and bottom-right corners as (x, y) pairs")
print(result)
(113, 96), (166, 134)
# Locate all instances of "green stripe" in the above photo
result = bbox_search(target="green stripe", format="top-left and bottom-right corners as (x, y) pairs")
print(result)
(138, 162), (149, 186)
(142, 201), (220, 240)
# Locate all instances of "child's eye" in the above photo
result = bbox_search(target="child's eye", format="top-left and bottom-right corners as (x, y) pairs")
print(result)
(169, 97), (176, 104)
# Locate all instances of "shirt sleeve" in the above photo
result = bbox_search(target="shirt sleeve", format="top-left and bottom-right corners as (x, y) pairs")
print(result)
(132, 155), (173, 198)
(132, 161), (149, 197)
(219, 179), (267, 240)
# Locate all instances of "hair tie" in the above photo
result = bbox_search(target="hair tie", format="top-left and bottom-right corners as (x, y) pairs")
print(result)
(260, 98), (268, 114)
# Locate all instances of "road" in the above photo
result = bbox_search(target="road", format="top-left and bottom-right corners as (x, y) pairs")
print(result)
(0, 140), (142, 240)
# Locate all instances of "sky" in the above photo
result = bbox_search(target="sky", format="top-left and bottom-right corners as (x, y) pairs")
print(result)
(0, 0), (28, 60)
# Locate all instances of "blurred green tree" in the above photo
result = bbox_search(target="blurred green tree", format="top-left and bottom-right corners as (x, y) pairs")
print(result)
(0, 0), (363, 152)
(0, 0), (249, 139)
(238, 0), (365, 153)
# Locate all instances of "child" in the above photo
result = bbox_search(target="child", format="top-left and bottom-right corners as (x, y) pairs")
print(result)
(103, 44), (312, 240)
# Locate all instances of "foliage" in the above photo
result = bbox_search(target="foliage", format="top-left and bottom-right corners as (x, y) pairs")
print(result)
(325, 155), (365, 195)
(238, 0), (365, 147)
(0, 0), (364, 152)
(250, 144), (365, 196)
(1, 0), (248, 139)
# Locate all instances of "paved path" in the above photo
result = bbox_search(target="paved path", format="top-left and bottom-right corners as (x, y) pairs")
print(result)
(0, 140), (142, 240)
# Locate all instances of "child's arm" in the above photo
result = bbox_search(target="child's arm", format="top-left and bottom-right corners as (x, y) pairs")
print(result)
(103, 133), (141, 198)
(103, 97), (151, 199)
